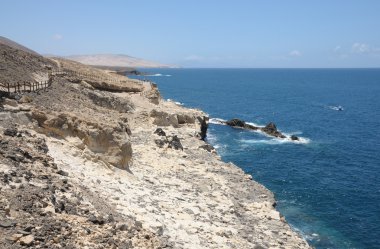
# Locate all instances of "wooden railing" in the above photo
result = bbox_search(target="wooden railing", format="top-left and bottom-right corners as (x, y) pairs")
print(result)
(0, 80), (52, 93)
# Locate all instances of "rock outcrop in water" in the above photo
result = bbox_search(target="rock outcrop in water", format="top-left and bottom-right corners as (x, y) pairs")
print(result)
(261, 122), (286, 138)
(225, 118), (299, 140)
(0, 38), (310, 248)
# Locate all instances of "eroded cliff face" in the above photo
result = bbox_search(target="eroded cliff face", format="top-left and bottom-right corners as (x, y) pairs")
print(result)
(0, 57), (310, 248)
(30, 110), (132, 170)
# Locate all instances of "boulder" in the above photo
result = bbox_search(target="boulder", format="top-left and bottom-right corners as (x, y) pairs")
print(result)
(177, 114), (195, 124)
(290, 135), (299, 141)
(154, 128), (166, 136)
(150, 110), (179, 127)
(3, 128), (18, 137)
(261, 122), (286, 138)
(19, 235), (34, 246)
(226, 118), (246, 127)
(167, 135), (183, 150)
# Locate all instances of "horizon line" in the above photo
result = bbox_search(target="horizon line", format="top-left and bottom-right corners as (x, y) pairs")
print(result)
(138, 67), (380, 69)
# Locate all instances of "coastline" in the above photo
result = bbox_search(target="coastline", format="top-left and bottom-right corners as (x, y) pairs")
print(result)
(0, 58), (311, 248)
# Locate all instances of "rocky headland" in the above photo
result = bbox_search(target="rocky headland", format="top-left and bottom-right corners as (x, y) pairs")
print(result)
(0, 38), (310, 248)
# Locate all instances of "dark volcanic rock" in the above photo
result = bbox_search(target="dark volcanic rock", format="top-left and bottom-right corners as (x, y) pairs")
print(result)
(226, 118), (246, 127)
(262, 122), (277, 133)
(261, 122), (286, 138)
(223, 119), (291, 139)
(3, 128), (18, 137)
(197, 116), (209, 140)
(225, 118), (258, 131)
(291, 135), (299, 141)
(168, 135), (183, 150)
(57, 170), (69, 177)
(154, 128), (166, 136)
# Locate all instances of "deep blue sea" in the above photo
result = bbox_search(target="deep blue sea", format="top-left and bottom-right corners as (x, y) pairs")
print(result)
(133, 68), (380, 249)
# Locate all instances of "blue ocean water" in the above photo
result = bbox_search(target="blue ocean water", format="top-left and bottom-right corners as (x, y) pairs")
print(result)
(133, 69), (380, 248)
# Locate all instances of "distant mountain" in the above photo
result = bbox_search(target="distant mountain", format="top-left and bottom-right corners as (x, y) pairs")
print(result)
(0, 36), (39, 55)
(64, 54), (177, 68)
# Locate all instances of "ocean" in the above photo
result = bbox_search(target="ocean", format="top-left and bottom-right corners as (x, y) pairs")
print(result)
(132, 68), (380, 249)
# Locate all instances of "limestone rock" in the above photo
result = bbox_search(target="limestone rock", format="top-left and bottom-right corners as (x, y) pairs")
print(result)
(31, 110), (132, 170)
(2, 98), (18, 107)
(18, 95), (33, 103)
(150, 109), (179, 127)
(144, 86), (161, 104)
(19, 235), (34, 246)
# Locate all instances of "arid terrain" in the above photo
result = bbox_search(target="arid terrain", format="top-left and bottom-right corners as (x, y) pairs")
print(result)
(0, 38), (310, 248)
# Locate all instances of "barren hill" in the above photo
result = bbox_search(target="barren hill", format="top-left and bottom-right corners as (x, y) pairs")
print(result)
(0, 36), (39, 55)
(65, 54), (176, 68)
(0, 37), (56, 85)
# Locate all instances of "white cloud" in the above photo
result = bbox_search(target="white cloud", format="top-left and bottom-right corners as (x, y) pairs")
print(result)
(289, 50), (301, 57)
(351, 43), (370, 54)
(334, 45), (341, 52)
(52, 34), (63, 40)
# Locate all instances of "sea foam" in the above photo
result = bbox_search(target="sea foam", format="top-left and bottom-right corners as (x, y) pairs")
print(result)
(146, 73), (171, 77)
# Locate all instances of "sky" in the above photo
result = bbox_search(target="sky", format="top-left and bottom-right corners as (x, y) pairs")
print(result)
(1, 0), (380, 68)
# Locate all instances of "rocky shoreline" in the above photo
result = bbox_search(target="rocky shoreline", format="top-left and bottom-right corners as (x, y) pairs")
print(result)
(0, 39), (311, 248)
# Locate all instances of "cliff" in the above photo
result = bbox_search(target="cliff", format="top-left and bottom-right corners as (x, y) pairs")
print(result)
(0, 40), (310, 248)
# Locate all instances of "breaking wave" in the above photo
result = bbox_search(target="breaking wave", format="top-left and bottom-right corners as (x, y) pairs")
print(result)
(166, 99), (183, 105)
(328, 105), (344, 111)
(209, 118), (227, 125)
(239, 136), (310, 145)
(146, 73), (171, 77)
(210, 117), (310, 144)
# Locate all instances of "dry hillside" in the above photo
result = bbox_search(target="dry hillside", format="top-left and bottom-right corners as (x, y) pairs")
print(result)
(0, 39), (56, 86)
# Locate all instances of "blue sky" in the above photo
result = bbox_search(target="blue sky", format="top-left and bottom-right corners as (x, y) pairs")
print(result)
(1, 0), (379, 68)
